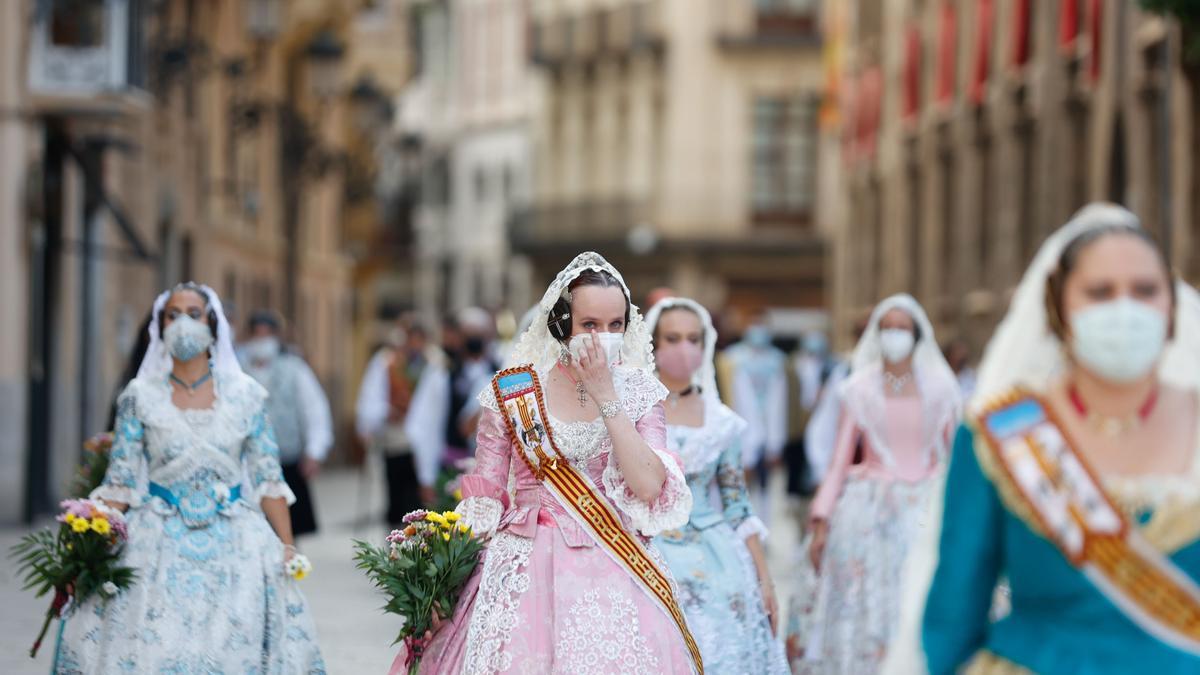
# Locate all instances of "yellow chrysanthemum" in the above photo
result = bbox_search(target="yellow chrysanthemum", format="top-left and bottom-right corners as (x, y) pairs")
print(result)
(71, 518), (90, 533)
(458, 523), (470, 534)
(442, 532), (450, 542)
(64, 513), (77, 524)
(293, 568), (308, 581)
(444, 512), (461, 523)
(91, 518), (111, 535)
(425, 513), (447, 526)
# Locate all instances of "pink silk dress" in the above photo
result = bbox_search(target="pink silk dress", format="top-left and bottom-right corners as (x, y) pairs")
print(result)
(415, 367), (696, 675)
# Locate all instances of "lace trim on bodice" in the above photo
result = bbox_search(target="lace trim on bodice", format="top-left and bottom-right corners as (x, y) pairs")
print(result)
(668, 399), (748, 476)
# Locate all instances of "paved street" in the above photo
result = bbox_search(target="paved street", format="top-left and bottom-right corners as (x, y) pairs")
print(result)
(0, 464), (802, 674)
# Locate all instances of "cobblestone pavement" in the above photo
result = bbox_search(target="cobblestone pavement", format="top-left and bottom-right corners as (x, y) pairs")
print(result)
(0, 464), (805, 674)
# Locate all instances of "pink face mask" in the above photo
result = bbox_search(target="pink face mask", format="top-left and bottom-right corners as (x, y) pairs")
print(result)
(656, 342), (704, 382)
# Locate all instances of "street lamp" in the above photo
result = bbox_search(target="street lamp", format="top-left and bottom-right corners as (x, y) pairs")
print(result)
(246, 0), (285, 41)
(349, 73), (390, 133)
(305, 30), (346, 100)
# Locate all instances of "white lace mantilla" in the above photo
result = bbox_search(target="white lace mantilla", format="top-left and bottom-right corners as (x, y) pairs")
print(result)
(671, 401), (748, 476)
(462, 532), (535, 673)
(554, 587), (661, 675)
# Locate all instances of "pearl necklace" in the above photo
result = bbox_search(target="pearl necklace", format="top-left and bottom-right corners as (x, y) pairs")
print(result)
(884, 371), (912, 394)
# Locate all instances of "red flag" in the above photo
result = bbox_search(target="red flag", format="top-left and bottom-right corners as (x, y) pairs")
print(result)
(971, 0), (994, 105)
(1011, 0), (1030, 69)
(937, 2), (957, 105)
(1060, 0), (1079, 53)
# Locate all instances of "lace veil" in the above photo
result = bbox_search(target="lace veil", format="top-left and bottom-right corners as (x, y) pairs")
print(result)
(503, 251), (654, 374)
(841, 293), (962, 470)
(135, 283), (242, 382)
(644, 297), (719, 400)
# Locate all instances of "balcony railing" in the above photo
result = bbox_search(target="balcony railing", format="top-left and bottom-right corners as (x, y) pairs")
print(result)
(714, 0), (820, 49)
(532, 1), (664, 68)
(509, 198), (650, 248)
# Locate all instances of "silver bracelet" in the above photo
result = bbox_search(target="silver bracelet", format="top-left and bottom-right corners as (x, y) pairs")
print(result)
(599, 399), (622, 419)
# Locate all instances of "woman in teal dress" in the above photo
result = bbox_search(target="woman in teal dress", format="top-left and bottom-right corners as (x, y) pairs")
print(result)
(888, 203), (1200, 674)
(646, 297), (790, 674)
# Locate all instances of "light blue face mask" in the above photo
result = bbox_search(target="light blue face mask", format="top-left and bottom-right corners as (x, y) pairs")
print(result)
(1070, 297), (1167, 383)
(164, 315), (214, 362)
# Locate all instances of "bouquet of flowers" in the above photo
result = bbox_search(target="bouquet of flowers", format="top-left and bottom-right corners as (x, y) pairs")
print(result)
(70, 431), (113, 498)
(353, 509), (484, 675)
(285, 552), (314, 580)
(10, 499), (137, 657)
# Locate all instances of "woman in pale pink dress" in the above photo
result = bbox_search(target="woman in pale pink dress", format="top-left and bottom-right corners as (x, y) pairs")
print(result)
(412, 252), (697, 674)
(786, 294), (961, 674)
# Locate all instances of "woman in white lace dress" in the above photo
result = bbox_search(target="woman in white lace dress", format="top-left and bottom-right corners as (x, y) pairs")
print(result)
(55, 283), (326, 674)
(646, 297), (790, 674)
(416, 252), (700, 674)
(785, 294), (961, 674)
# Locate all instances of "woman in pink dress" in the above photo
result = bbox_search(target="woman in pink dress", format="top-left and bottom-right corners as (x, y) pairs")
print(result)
(415, 252), (698, 674)
(786, 294), (961, 674)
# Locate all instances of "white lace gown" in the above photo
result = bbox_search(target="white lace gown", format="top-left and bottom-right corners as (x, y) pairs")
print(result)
(54, 370), (326, 674)
(418, 367), (698, 674)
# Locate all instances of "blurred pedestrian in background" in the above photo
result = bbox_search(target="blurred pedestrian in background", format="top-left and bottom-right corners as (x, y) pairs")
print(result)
(727, 316), (789, 520)
(888, 204), (1200, 675)
(238, 310), (333, 538)
(789, 331), (838, 497)
(355, 318), (449, 528)
(445, 307), (499, 459)
(942, 338), (977, 400)
(788, 294), (961, 674)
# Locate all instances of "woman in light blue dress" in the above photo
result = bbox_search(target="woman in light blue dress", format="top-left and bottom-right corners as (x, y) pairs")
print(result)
(647, 297), (789, 674)
(55, 283), (326, 674)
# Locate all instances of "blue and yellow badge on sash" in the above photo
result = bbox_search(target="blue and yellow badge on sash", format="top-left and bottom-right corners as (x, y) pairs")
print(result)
(491, 365), (704, 674)
(975, 390), (1200, 655)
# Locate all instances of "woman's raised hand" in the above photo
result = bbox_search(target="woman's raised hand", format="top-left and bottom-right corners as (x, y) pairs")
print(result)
(571, 332), (618, 404)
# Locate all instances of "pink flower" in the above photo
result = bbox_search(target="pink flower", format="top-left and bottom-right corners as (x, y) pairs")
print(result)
(401, 510), (428, 524)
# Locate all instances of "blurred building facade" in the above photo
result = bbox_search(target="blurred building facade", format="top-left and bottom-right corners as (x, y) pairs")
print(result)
(521, 0), (825, 320)
(399, 0), (539, 328)
(0, 0), (404, 523)
(822, 0), (1200, 351)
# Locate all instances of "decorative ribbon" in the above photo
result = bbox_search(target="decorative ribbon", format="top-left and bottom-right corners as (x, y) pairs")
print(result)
(491, 365), (704, 674)
(975, 391), (1200, 655)
(149, 482), (242, 510)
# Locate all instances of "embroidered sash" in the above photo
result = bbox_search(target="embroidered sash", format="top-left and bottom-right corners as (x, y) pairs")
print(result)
(975, 391), (1200, 655)
(491, 365), (704, 675)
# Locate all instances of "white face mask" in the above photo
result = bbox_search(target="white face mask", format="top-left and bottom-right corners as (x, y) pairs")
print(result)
(1070, 297), (1167, 383)
(569, 332), (625, 367)
(879, 328), (916, 364)
(244, 336), (281, 364)
(164, 315), (214, 362)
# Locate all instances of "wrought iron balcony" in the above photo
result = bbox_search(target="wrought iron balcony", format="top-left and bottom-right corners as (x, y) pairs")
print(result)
(714, 0), (821, 50)
(509, 198), (651, 249)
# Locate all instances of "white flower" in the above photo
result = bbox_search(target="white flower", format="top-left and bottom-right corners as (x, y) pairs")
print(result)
(211, 483), (231, 504)
(285, 553), (313, 580)
(101, 581), (119, 597)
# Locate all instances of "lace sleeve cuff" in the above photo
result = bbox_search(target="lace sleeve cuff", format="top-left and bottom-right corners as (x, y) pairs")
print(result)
(455, 496), (504, 538)
(90, 485), (143, 508)
(601, 447), (692, 537)
(253, 480), (297, 505)
(734, 516), (769, 542)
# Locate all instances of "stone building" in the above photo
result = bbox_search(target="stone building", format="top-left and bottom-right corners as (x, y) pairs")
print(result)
(822, 0), (1199, 350)
(521, 0), (825, 324)
(0, 0), (402, 522)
